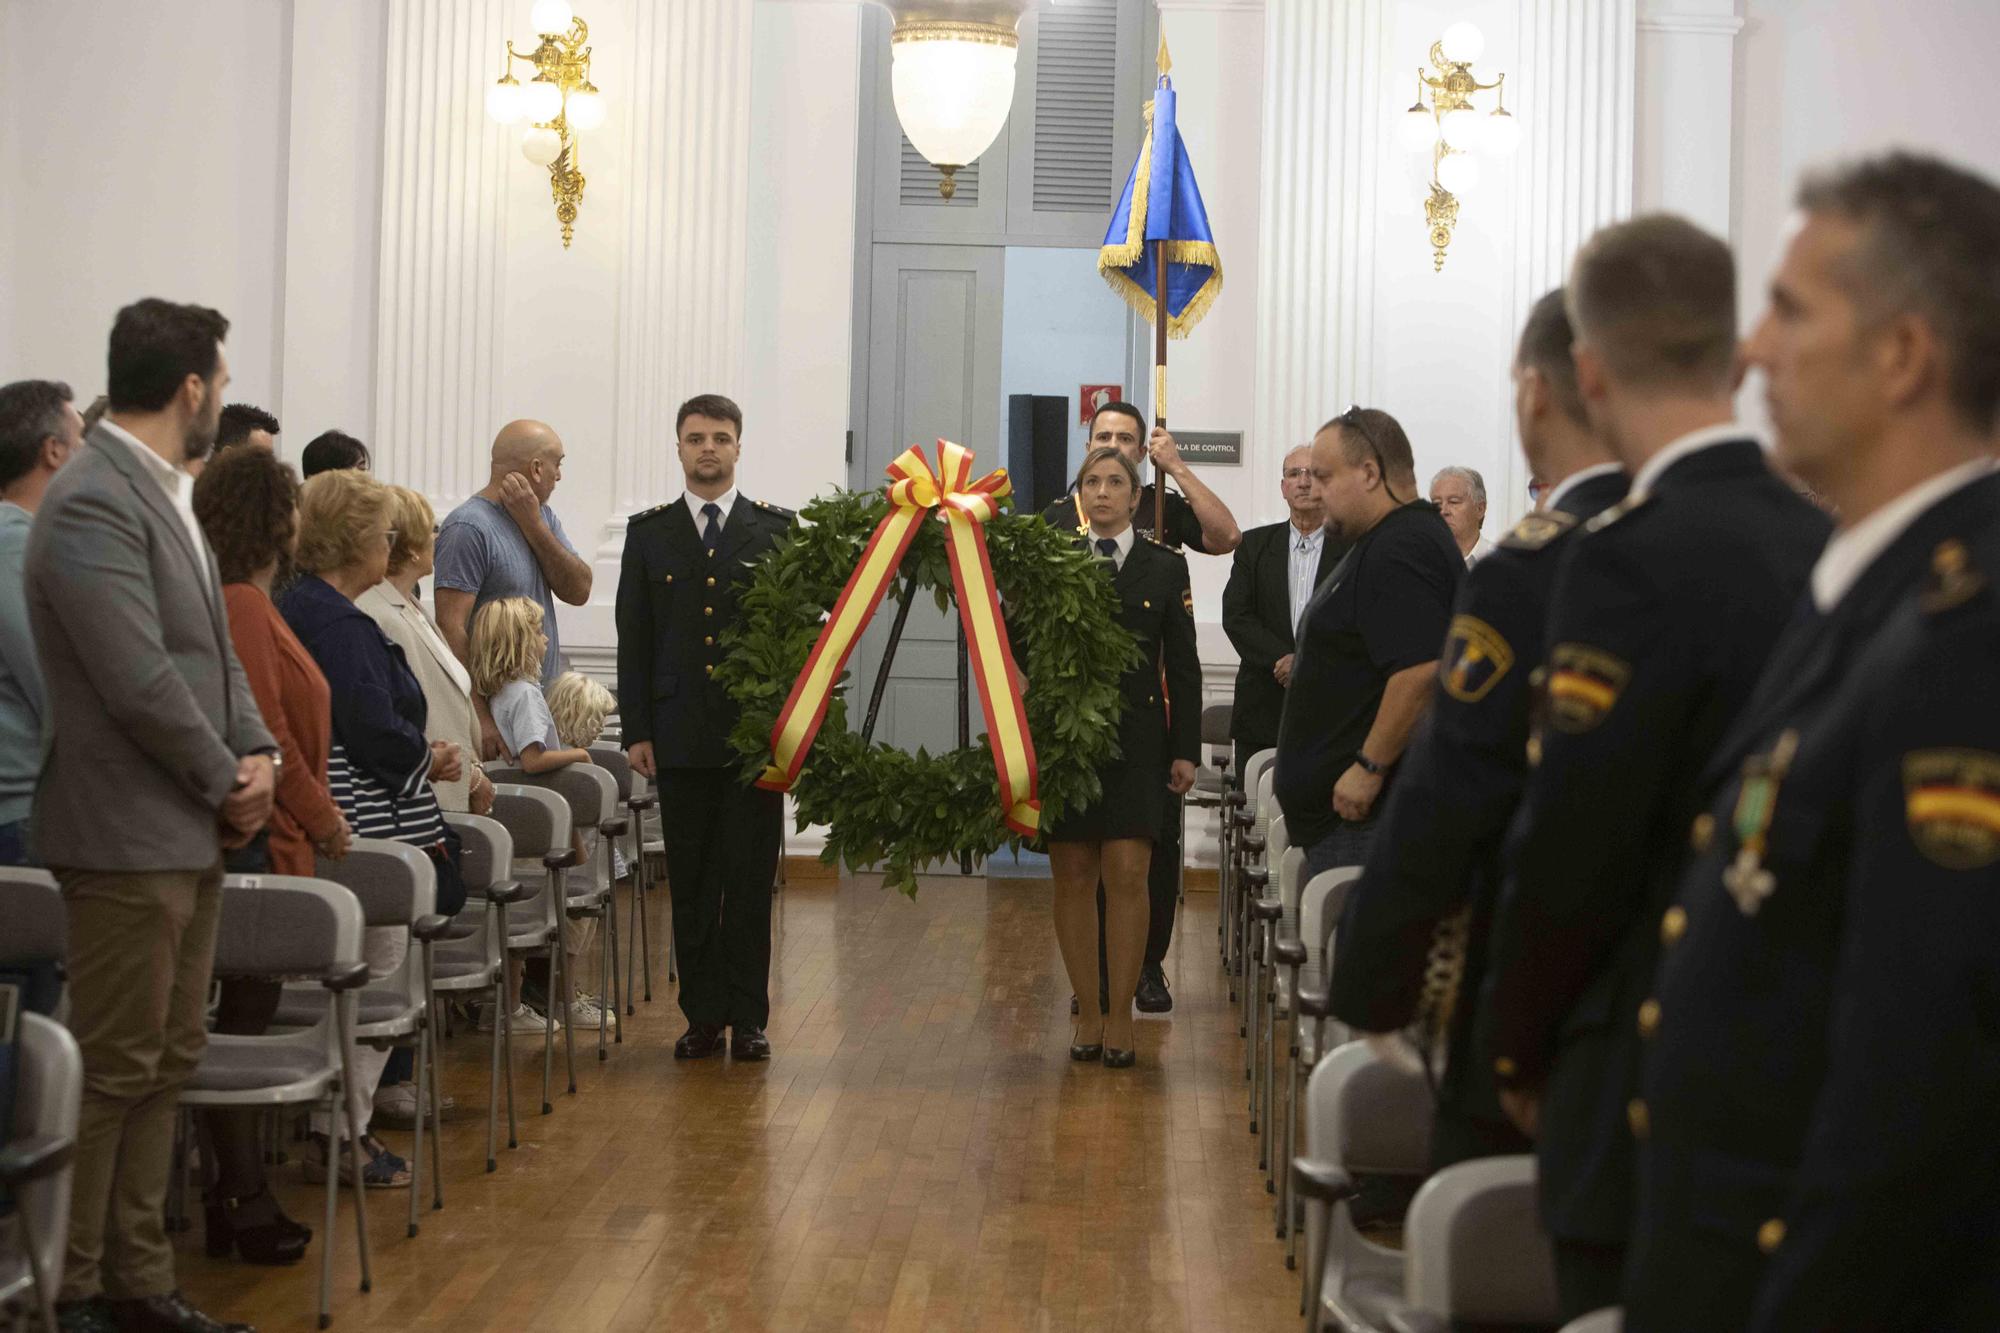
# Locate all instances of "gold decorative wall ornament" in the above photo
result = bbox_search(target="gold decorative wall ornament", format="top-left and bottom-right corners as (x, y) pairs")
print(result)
(485, 0), (605, 248)
(874, 1), (1035, 199)
(1400, 22), (1517, 271)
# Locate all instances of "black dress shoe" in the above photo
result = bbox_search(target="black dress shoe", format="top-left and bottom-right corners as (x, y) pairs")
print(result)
(107, 1291), (253, 1333)
(1135, 965), (1173, 1014)
(730, 1027), (771, 1061)
(56, 1299), (120, 1333)
(1069, 1042), (1104, 1062)
(1103, 1047), (1136, 1069)
(673, 1024), (726, 1059)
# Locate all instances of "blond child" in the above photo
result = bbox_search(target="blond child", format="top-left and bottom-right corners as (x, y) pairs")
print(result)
(470, 598), (605, 1028)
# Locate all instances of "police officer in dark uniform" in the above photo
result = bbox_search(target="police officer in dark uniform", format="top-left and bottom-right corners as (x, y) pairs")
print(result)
(1625, 153), (2000, 1333)
(1040, 400), (1239, 1015)
(616, 393), (794, 1063)
(1481, 219), (1830, 1319)
(1045, 445), (1200, 1068)
(1330, 288), (1627, 1170)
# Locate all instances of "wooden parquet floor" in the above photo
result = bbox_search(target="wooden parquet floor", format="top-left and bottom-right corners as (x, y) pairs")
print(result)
(177, 875), (1302, 1332)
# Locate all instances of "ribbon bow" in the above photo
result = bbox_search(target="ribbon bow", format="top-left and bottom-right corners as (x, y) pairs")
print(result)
(757, 441), (1041, 837)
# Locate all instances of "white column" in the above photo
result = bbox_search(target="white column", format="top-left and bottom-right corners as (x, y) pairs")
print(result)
(1634, 0), (1742, 239)
(373, 0), (515, 505)
(1254, 0), (1387, 456)
(1493, 0), (1638, 513)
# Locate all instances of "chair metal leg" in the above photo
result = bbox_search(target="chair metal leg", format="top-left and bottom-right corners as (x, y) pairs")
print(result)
(624, 848), (639, 1016)
(555, 878), (577, 1096)
(486, 973), (502, 1173)
(408, 1029), (424, 1237)
(336, 999), (374, 1298)
(597, 906), (611, 1063)
(422, 945), (444, 1212)
(19, 1198), (56, 1333)
(607, 892), (623, 1045)
(501, 968), (519, 1148)
(1262, 952), (1279, 1184)
(318, 1093), (338, 1329)
(1247, 927), (1263, 1122)
(634, 826), (653, 1002)
(540, 939), (556, 1115)
(1300, 1198), (1324, 1331)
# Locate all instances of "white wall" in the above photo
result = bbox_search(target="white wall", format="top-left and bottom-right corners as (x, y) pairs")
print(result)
(1, 0), (293, 416)
(996, 245), (1130, 474)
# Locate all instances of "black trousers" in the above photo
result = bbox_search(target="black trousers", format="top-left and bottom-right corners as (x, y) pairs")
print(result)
(1554, 1238), (1627, 1323)
(657, 767), (782, 1031)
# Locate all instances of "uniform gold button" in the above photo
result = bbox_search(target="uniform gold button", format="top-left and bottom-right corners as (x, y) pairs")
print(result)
(1637, 998), (1661, 1039)
(1690, 813), (1715, 852)
(705, 664), (714, 676)
(1143, 599), (1152, 608)
(704, 636), (714, 646)
(1757, 1219), (1785, 1254)
(1494, 1056), (1518, 1078)
(1526, 735), (1543, 768)
(1661, 906), (1688, 947)
(706, 576), (716, 587)
(664, 574), (673, 584)
(1626, 1098), (1650, 1140)
(703, 606), (713, 616)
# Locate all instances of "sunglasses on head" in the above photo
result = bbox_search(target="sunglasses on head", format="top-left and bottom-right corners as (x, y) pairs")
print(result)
(1337, 405), (1403, 504)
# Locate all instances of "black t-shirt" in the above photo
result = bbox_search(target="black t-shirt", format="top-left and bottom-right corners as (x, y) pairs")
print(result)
(1043, 483), (1210, 554)
(1274, 501), (1462, 847)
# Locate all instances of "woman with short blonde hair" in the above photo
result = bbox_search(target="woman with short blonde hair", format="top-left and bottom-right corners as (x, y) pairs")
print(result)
(293, 467), (394, 576)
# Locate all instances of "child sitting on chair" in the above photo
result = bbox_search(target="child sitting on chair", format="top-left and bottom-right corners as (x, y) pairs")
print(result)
(470, 598), (607, 1030)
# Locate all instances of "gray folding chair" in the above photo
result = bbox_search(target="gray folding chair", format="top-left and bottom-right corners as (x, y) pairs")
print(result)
(588, 744), (658, 1018)
(1, 1012), (81, 1333)
(486, 783), (579, 1111)
(0, 870), (64, 1020)
(1227, 747), (1278, 994)
(489, 763), (624, 1060)
(439, 812), (529, 1171)
(1557, 1309), (1622, 1333)
(289, 840), (442, 1237)
(1291, 1040), (1435, 1333)
(1246, 809), (1291, 1115)
(1386, 1155), (1561, 1333)
(180, 875), (371, 1330)
(1273, 864), (1364, 1264)
(1182, 703), (1234, 905)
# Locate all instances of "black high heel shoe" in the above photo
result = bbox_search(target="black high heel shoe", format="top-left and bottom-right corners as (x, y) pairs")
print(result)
(1069, 1041), (1104, 1062)
(204, 1192), (311, 1265)
(1103, 1047), (1136, 1069)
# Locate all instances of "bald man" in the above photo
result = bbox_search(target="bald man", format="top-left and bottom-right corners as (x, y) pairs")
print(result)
(435, 419), (592, 755)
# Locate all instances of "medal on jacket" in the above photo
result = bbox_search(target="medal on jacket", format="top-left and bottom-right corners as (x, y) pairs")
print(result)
(1723, 728), (1799, 915)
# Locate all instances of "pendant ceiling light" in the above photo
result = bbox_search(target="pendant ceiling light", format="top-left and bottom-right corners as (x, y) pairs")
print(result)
(875, 1), (1034, 199)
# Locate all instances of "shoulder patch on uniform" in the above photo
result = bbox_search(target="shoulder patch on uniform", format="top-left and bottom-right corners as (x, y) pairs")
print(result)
(1920, 539), (1986, 615)
(752, 499), (796, 520)
(1499, 510), (1576, 551)
(1141, 532), (1177, 550)
(1544, 642), (1631, 733)
(1583, 491), (1652, 534)
(1182, 586), (1194, 616)
(1440, 614), (1514, 703)
(1903, 748), (2000, 869)
(629, 501), (674, 525)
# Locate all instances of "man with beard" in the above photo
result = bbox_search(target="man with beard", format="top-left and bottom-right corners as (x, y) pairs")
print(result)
(28, 298), (276, 1333)
(617, 394), (793, 1062)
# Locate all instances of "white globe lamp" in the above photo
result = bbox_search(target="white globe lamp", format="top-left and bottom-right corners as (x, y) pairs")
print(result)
(529, 0), (574, 35)
(1440, 21), (1485, 65)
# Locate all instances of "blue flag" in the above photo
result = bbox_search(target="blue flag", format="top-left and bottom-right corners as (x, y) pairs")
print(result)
(1099, 64), (1222, 338)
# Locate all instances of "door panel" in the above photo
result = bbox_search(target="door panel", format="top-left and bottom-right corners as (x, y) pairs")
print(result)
(852, 244), (1004, 758)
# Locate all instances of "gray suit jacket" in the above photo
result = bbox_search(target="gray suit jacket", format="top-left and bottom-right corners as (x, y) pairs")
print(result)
(26, 425), (274, 870)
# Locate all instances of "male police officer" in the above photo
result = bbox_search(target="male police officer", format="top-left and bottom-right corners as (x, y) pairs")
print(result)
(1042, 400), (1240, 1013)
(1625, 153), (2000, 1332)
(617, 394), (793, 1062)
(1481, 217), (1831, 1317)
(1330, 289), (1626, 1170)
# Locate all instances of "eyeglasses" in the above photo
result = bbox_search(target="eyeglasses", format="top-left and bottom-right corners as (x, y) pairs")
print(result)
(1337, 405), (1403, 504)
(383, 528), (400, 547)
(1281, 467), (1311, 482)
(1527, 480), (1548, 503)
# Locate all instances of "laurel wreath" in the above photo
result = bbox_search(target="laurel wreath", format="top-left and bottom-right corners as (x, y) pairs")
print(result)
(714, 489), (1139, 896)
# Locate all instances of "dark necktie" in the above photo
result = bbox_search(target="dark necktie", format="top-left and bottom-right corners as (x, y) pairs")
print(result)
(1096, 537), (1118, 564)
(701, 501), (722, 553)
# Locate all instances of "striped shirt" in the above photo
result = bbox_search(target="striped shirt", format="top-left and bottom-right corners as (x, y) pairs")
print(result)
(327, 739), (445, 846)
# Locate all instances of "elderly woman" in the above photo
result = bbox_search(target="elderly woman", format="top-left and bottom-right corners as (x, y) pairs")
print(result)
(190, 447), (350, 1263)
(281, 468), (466, 1186)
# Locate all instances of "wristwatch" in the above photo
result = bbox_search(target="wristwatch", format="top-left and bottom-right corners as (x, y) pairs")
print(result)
(258, 748), (284, 780)
(1354, 752), (1386, 777)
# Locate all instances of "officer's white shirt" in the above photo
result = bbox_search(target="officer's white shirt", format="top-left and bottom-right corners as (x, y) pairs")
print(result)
(683, 487), (739, 531)
(1092, 523), (1136, 572)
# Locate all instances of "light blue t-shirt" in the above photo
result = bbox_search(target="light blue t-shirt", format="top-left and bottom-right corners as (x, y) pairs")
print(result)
(490, 678), (560, 761)
(434, 495), (577, 687)
(0, 503), (44, 824)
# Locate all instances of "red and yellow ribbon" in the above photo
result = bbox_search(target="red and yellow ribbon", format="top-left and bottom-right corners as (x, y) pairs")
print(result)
(756, 441), (1041, 837)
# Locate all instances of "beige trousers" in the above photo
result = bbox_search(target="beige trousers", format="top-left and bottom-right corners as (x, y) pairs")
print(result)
(56, 862), (223, 1302)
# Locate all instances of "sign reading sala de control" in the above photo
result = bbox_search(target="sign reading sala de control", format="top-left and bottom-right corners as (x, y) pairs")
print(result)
(1173, 430), (1243, 466)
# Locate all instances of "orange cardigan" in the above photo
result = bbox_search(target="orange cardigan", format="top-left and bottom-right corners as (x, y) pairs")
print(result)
(222, 583), (342, 875)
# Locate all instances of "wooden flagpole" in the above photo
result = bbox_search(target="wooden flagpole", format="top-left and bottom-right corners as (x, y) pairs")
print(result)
(1153, 238), (1167, 535)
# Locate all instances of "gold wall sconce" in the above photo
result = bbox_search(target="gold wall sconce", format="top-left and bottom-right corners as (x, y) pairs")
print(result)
(485, 0), (606, 248)
(1401, 22), (1517, 271)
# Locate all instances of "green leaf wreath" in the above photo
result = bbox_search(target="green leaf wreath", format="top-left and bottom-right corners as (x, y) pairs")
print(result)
(713, 489), (1140, 897)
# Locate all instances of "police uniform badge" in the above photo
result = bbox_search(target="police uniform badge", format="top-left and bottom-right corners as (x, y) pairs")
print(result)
(1182, 587), (1194, 617)
(1499, 511), (1573, 552)
(1440, 614), (1513, 703)
(1920, 539), (1985, 614)
(1545, 642), (1630, 733)
(1903, 748), (2000, 869)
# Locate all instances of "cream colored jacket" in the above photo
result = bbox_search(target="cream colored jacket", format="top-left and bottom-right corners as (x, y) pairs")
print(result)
(357, 580), (478, 813)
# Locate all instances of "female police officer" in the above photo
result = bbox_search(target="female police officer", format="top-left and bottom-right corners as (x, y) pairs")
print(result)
(1046, 446), (1200, 1067)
